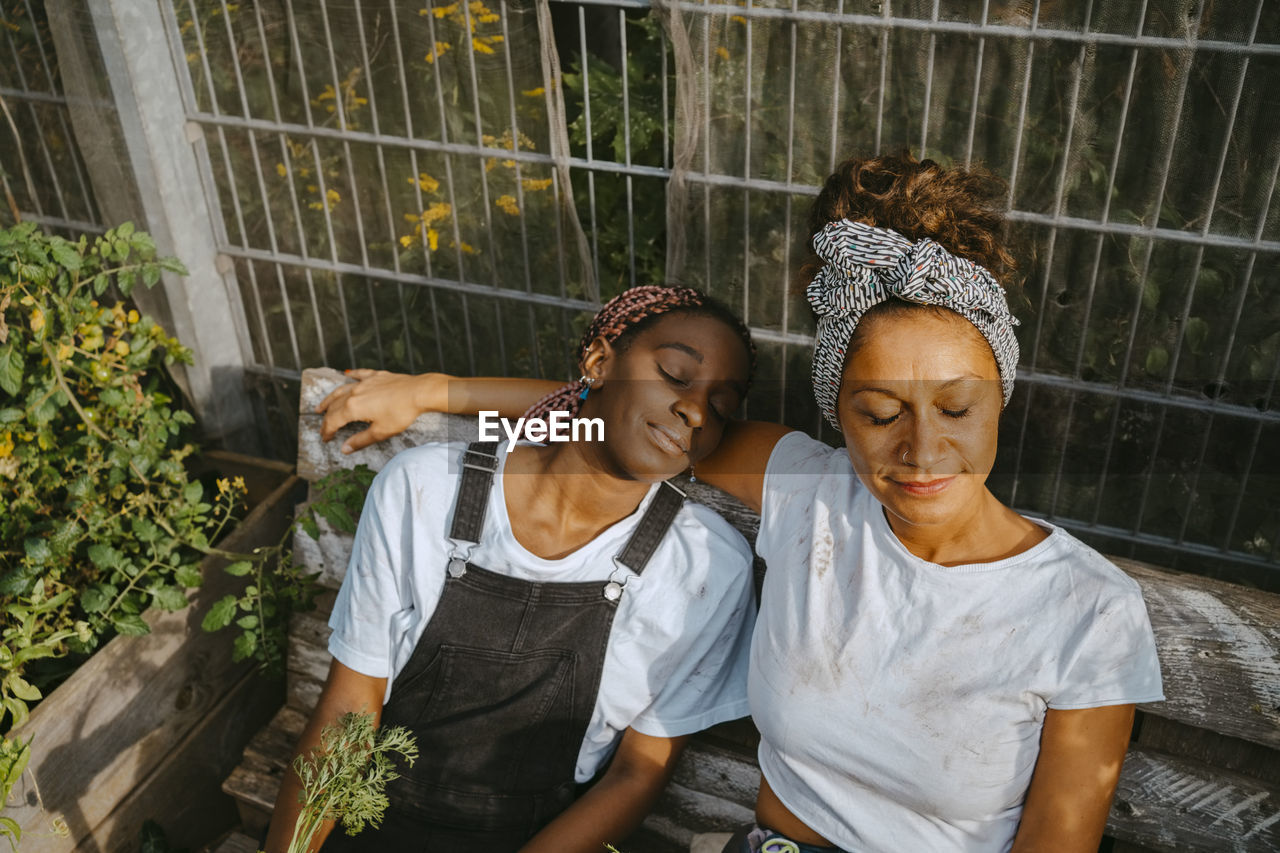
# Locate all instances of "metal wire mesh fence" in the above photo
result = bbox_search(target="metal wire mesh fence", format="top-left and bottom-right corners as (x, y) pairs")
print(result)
(0, 0), (104, 235)
(2, 0), (1277, 587)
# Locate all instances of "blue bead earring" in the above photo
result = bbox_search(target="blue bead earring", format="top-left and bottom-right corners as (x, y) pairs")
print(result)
(578, 375), (594, 401)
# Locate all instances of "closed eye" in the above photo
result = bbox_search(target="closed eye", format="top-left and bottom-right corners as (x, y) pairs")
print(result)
(869, 413), (899, 426)
(942, 407), (971, 419)
(658, 365), (690, 388)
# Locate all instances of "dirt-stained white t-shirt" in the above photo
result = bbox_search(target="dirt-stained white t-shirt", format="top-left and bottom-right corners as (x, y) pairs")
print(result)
(329, 441), (756, 782)
(751, 432), (1164, 851)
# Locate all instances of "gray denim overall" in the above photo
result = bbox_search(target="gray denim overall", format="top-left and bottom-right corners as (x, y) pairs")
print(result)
(324, 442), (686, 853)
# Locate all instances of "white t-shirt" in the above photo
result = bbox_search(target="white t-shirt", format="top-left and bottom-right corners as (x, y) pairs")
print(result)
(329, 440), (756, 783)
(751, 432), (1164, 851)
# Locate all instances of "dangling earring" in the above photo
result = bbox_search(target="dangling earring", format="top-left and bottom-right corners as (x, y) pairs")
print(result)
(688, 452), (697, 483)
(578, 375), (595, 401)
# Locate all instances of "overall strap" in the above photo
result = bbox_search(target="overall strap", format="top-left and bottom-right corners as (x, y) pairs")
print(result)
(614, 481), (686, 575)
(449, 441), (502, 544)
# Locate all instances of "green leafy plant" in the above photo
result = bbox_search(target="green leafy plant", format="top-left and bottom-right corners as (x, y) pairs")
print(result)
(285, 711), (418, 853)
(0, 734), (29, 850)
(0, 221), (225, 732)
(298, 464), (377, 541)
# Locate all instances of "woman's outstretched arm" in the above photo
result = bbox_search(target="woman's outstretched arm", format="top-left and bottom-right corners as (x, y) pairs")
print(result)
(317, 370), (561, 453)
(317, 370), (795, 510)
(1010, 704), (1135, 852)
(519, 729), (690, 853)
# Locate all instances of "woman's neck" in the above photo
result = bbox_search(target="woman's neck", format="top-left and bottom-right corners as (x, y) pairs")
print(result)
(884, 487), (1047, 567)
(500, 441), (654, 561)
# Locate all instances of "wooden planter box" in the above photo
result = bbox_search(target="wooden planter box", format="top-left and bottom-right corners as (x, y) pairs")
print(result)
(4, 454), (301, 853)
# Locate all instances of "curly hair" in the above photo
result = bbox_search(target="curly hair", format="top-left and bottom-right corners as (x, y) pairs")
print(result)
(802, 152), (1018, 288)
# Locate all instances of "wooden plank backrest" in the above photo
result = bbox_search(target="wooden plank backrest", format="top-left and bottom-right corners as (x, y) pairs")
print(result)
(298, 367), (1280, 755)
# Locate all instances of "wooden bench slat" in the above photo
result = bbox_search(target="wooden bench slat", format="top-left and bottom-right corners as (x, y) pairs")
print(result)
(1109, 747), (1280, 852)
(1115, 559), (1280, 751)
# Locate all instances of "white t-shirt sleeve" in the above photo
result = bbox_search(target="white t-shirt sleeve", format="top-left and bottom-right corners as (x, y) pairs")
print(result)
(327, 457), (416, 679)
(627, 513), (757, 738)
(1049, 572), (1165, 710)
(757, 431), (847, 564)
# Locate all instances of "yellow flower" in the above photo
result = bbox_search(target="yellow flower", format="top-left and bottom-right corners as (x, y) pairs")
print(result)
(472, 37), (494, 54)
(400, 235), (413, 248)
(422, 202), (452, 225)
(732, 14), (747, 24)
(234, 476), (246, 491)
(0, 431), (13, 459)
(309, 201), (324, 210)
(427, 228), (439, 251)
(128, 309), (140, 324)
(408, 172), (440, 193)
(496, 194), (519, 216)
(429, 3), (458, 19)
(458, 241), (479, 255)
(716, 46), (730, 60)
(326, 188), (341, 207)
(522, 177), (553, 191)
(276, 162), (287, 177)
(306, 184), (318, 193)
(216, 477), (230, 495)
(522, 87), (545, 98)
(425, 41), (451, 64)
(29, 308), (44, 333)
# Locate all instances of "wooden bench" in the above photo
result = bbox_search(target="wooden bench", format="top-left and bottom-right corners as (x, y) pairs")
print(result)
(221, 367), (1280, 852)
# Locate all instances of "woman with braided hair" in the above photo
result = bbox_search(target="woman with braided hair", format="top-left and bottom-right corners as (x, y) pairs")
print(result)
(268, 286), (760, 853)
(317, 153), (1163, 852)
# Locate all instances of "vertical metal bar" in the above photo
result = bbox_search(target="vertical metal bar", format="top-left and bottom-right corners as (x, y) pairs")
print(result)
(1002, 0), (1040, 212)
(497, 0), (539, 376)
(1086, 0), (1149, 525)
(1171, 2), (1264, 545)
(1002, 0), (1043, 508)
(1033, 1), (1093, 518)
(963, 0), (990, 166)
(578, 7), (602, 285)
(386, 0), (429, 371)
(661, 24), (670, 171)
(873, 1), (888, 152)
(19, 0), (98, 221)
(419, 1), (465, 370)
(351, 0), (391, 366)
(778, 0), (800, 423)
(1127, 1), (1204, 536)
(281, 0), (333, 365)
(702, 4), (712, 290)
(620, 6), (637, 288)
(458, 0), (505, 388)
(217, 0), (298, 374)
(742, 0), (753, 316)
(316, 0), (365, 367)
(827, 0), (844, 174)
(0, 12), (68, 222)
(919, 0), (939, 155)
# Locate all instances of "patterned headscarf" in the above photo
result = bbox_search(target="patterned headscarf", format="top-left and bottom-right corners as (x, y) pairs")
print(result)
(521, 284), (756, 430)
(807, 219), (1020, 429)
